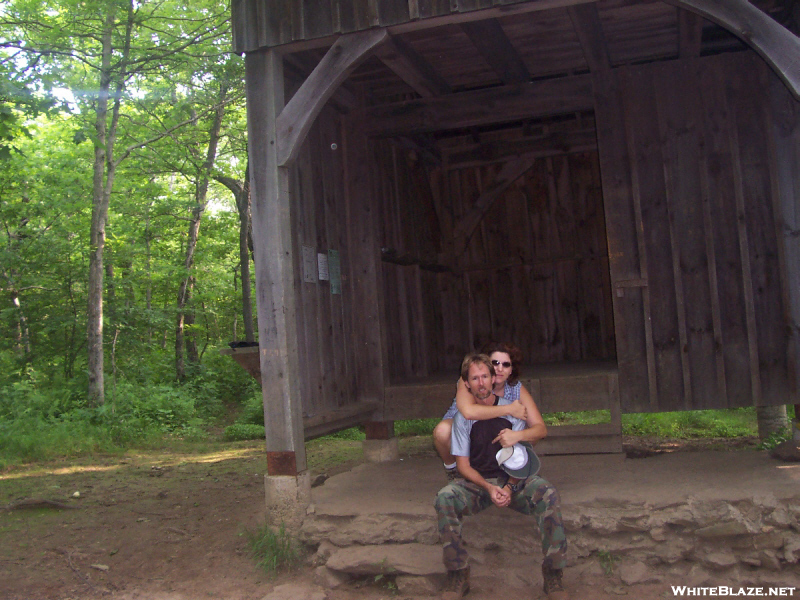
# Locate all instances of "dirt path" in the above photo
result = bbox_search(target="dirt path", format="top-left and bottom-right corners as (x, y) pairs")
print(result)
(0, 436), (767, 600)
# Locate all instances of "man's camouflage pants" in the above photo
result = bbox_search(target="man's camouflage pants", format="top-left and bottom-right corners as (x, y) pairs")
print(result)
(434, 476), (567, 572)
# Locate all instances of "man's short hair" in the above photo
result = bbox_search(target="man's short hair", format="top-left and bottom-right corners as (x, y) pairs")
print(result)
(460, 353), (495, 382)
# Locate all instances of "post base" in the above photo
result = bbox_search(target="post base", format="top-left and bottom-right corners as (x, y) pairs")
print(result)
(264, 471), (311, 528)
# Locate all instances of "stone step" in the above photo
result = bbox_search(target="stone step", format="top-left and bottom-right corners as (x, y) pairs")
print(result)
(302, 495), (800, 582)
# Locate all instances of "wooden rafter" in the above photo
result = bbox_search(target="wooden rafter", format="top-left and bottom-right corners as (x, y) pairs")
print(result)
(363, 74), (594, 136)
(460, 19), (531, 84)
(568, 2), (611, 72)
(284, 53), (360, 111)
(452, 156), (537, 256)
(276, 29), (387, 167)
(375, 34), (451, 97)
(666, 0), (800, 99)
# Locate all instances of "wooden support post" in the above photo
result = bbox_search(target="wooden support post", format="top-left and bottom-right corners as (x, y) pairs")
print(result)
(364, 421), (395, 440)
(343, 117), (389, 414)
(245, 49), (306, 475)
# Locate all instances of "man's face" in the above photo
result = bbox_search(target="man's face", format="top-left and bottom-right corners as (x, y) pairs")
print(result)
(465, 362), (494, 403)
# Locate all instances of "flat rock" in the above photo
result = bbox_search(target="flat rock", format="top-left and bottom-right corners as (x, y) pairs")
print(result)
(325, 543), (445, 576)
(618, 560), (659, 585)
(261, 583), (327, 600)
(770, 439), (800, 462)
(396, 574), (444, 595)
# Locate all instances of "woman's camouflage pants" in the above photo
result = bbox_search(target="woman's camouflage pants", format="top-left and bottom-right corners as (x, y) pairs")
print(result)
(434, 476), (567, 571)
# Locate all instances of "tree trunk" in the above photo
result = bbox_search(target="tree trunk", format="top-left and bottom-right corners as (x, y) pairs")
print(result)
(756, 405), (789, 440)
(215, 161), (255, 342)
(87, 1), (133, 405)
(175, 91), (226, 380)
(87, 9), (116, 406)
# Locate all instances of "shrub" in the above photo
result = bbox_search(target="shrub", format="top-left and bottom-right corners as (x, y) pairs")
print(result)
(223, 423), (265, 441)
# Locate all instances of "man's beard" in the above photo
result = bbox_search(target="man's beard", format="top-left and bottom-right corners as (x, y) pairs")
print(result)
(471, 387), (493, 401)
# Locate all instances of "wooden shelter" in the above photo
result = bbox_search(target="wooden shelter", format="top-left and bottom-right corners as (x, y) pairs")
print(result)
(227, 0), (800, 475)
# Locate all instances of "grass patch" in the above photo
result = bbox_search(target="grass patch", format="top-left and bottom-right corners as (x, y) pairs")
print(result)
(223, 423), (265, 441)
(246, 522), (302, 575)
(544, 410), (610, 426)
(621, 408), (757, 438)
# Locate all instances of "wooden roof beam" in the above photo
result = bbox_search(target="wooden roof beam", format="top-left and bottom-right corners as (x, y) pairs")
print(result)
(568, 2), (611, 72)
(665, 0), (800, 100)
(362, 73), (594, 136)
(276, 28), (387, 167)
(460, 19), (531, 85)
(375, 34), (451, 97)
(284, 53), (360, 112)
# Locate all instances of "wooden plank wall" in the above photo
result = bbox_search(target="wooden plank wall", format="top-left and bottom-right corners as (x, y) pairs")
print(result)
(372, 139), (445, 380)
(289, 105), (360, 421)
(371, 126), (616, 381)
(443, 149), (615, 370)
(595, 51), (796, 413)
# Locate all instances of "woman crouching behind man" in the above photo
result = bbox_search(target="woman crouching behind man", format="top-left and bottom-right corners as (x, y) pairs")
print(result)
(432, 341), (546, 480)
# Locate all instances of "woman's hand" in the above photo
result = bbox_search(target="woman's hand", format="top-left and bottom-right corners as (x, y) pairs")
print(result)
(506, 400), (527, 421)
(492, 428), (521, 448)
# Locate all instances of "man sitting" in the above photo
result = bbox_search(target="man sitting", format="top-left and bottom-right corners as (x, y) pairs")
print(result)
(434, 353), (568, 600)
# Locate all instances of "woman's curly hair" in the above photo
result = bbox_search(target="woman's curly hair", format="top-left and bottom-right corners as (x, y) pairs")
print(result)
(480, 341), (523, 386)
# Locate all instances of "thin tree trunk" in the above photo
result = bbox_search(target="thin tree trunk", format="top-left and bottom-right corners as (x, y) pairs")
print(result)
(175, 89), (226, 380)
(87, 1), (133, 405)
(215, 161), (254, 342)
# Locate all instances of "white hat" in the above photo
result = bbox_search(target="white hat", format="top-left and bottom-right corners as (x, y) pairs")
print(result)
(495, 442), (540, 478)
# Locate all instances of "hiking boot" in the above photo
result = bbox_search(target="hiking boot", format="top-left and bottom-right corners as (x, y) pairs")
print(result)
(445, 466), (462, 482)
(441, 566), (470, 599)
(542, 565), (568, 600)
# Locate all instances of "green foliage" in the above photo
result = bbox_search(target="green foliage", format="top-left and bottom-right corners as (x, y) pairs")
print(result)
(236, 393), (266, 426)
(621, 408), (757, 438)
(246, 522), (302, 576)
(223, 423), (264, 442)
(544, 410), (610, 426)
(319, 427), (366, 441)
(597, 550), (619, 576)
(394, 418), (438, 437)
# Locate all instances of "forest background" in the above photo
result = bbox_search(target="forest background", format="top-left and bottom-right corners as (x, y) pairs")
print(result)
(0, 0), (267, 467)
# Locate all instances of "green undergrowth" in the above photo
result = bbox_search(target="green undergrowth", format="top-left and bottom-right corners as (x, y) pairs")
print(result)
(245, 522), (303, 576)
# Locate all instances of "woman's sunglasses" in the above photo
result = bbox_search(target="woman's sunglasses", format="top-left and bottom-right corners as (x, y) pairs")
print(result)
(491, 360), (512, 368)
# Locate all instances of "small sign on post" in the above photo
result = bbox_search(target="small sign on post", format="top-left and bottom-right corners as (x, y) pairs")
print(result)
(317, 252), (329, 281)
(302, 245), (317, 283)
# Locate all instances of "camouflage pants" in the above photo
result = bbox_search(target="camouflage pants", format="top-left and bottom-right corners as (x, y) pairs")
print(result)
(434, 476), (567, 572)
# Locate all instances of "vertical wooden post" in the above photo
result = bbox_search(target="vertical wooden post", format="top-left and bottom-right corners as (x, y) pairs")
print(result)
(343, 116), (388, 412)
(245, 49), (306, 474)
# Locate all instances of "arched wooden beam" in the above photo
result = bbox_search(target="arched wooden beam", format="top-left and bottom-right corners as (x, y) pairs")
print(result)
(276, 28), (388, 167)
(664, 0), (800, 100)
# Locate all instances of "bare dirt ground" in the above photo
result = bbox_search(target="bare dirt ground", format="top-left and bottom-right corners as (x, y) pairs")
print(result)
(0, 435), (763, 600)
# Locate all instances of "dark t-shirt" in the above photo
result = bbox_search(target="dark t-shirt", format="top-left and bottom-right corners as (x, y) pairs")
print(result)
(469, 416), (512, 479)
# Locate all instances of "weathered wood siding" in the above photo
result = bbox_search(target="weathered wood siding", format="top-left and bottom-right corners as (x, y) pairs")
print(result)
(232, 0), (533, 53)
(371, 130), (614, 381)
(596, 51), (797, 412)
(372, 139), (445, 380)
(444, 150), (615, 368)
(288, 105), (360, 423)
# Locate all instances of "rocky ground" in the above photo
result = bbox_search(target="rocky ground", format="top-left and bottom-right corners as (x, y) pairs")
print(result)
(1, 435), (797, 600)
